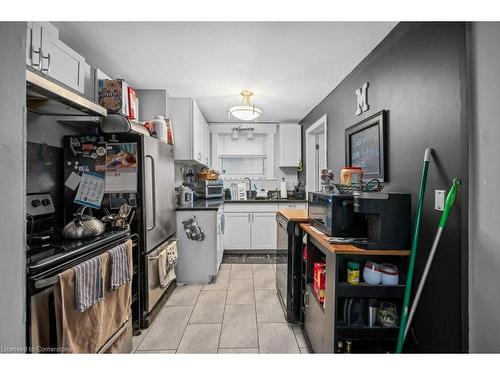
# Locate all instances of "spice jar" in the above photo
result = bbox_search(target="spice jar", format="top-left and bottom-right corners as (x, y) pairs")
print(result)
(340, 167), (363, 187)
(347, 261), (360, 285)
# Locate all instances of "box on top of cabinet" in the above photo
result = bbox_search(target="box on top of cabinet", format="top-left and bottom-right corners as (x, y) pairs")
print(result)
(98, 79), (130, 116)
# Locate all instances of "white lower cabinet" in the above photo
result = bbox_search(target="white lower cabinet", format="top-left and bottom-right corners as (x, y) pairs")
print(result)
(223, 213), (251, 249)
(250, 213), (278, 249)
(223, 207), (278, 251)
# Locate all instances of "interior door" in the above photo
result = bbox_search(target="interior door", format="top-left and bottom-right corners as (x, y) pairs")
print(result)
(224, 213), (251, 249)
(251, 213), (278, 249)
(143, 136), (176, 253)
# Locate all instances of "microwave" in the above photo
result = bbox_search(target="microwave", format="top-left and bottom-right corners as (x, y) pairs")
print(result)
(308, 192), (367, 238)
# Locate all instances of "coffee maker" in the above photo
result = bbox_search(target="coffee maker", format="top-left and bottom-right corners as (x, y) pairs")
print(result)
(352, 192), (411, 250)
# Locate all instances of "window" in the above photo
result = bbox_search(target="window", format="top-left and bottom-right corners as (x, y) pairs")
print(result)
(210, 123), (277, 180)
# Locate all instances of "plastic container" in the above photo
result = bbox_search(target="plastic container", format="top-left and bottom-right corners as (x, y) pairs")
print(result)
(363, 261), (382, 285)
(381, 263), (399, 285)
(347, 261), (360, 285)
(340, 167), (363, 187)
(150, 115), (167, 141)
(313, 263), (326, 304)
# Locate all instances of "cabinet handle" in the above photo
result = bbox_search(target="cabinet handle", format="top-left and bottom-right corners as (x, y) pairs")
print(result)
(31, 47), (41, 69)
(304, 291), (309, 308)
(41, 53), (51, 74)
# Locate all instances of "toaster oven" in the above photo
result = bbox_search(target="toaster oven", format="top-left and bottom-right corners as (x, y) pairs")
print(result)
(195, 179), (224, 199)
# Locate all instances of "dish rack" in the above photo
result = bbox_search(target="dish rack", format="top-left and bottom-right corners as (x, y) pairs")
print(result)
(334, 179), (383, 194)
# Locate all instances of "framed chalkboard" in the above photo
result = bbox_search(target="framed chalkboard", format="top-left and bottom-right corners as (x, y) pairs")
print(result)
(345, 110), (386, 181)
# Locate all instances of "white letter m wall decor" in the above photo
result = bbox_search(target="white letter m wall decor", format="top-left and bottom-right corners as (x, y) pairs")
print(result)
(355, 82), (369, 116)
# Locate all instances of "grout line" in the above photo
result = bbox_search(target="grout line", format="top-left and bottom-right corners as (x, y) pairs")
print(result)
(176, 285), (203, 352)
(217, 263), (231, 353)
(252, 268), (261, 354)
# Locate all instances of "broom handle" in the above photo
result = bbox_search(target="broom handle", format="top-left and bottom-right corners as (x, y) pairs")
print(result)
(403, 178), (461, 339)
(396, 148), (431, 353)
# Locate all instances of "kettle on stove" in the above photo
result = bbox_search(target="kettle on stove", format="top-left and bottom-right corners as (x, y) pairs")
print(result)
(63, 206), (106, 239)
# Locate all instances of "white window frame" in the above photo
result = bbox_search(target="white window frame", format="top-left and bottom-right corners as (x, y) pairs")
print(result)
(209, 123), (276, 180)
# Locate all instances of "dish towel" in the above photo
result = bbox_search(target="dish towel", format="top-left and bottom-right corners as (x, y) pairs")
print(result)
(158, 241), (178, 288)
(73, 256), (104, 312)
(108, 241), (132, 291)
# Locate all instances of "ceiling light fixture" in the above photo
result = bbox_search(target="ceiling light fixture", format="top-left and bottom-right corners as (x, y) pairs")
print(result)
(228, 90), (262, 121)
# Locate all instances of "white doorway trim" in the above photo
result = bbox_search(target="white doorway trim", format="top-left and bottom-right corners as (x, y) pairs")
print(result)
(305, 114), (328, 195)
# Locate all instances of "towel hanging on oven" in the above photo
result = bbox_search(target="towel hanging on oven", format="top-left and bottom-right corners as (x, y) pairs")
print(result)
(108, 240), (133, 290)
(73, 256), (104, 312)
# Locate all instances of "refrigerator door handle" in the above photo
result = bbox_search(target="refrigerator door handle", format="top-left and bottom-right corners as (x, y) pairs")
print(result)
(145, 154), (157, 231)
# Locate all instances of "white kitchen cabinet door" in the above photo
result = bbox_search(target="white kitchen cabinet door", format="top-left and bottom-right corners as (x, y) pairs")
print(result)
(40, 23), (85, 93)
(223, 213), (251, 249)
(279, 123), (302, 167)
(26, 22), (42, 69)
(192, 100), (203, 163)
(251, 213), (278, 249)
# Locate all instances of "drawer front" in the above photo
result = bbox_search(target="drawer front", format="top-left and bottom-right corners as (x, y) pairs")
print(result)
(223, 203), (278, 213)
(278, 202), (307, 210)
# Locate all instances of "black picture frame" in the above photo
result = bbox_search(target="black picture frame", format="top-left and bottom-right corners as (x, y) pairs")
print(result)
(345, 110), (386, 181)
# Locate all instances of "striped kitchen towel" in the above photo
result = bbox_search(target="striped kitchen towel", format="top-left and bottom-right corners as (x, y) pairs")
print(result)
(73, 256), (104, 312)
(108, 241), (132, 291)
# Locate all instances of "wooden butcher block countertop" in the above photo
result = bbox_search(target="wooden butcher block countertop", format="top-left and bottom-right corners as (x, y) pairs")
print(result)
(277, 209), (309, 222)
(300, 223), (411, 256)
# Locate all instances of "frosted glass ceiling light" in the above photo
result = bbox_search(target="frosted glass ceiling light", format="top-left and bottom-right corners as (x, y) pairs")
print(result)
(228, 90), (262, 121)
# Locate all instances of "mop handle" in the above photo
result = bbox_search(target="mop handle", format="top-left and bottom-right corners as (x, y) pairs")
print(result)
(396, 148), (431, 353)
(403, 178), (461, 339)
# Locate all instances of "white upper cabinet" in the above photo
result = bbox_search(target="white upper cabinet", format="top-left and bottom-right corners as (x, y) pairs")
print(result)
(278, 123), (302, 167)
(168, 97), (210, 167)
(26, 22), (86, 94)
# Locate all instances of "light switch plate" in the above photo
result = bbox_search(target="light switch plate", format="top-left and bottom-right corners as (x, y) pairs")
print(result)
(435, 190), (446, 211)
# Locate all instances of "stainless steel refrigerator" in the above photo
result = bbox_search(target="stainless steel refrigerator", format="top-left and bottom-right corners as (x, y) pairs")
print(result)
(63, 133), (176, 330)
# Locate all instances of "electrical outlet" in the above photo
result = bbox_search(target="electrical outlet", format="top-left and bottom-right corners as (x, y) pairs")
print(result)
(435, 190), (446, 211)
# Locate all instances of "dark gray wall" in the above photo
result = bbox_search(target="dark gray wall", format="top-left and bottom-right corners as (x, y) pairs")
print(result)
(0, 22), (27, 349)
(468, 22), (500, 353)
(300, 22), (468, 352)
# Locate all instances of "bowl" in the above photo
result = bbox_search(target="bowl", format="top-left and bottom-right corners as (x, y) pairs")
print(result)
(363, 261), (382, 285)
(381, 263), (399, 286)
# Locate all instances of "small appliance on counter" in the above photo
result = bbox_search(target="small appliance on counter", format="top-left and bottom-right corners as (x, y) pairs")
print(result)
(353, 192), (411, 249)
(308, 192), (367, 238)
(195, 179), (224, 199)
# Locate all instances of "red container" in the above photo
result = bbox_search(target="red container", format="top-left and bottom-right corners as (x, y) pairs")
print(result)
(313, 262), (326, 304)
(303, 245), (308, 261)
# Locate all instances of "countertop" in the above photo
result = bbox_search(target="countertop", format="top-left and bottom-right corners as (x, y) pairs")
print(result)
(176, 198), (307, 211)
(224, 198), (307, 204)
(300, 223), (411, 256)
(277, 208), (308, 222)
(176, 198), (224, 211)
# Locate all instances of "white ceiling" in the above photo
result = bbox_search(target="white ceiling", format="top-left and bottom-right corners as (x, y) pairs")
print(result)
(54, 22), (396, 123)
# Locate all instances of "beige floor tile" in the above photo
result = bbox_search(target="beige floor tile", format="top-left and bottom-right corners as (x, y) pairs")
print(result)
(255, 289), (286, 323)
(165, 284), (202, 306)
(252, 263), (274, 272)
(292, 324), (307, 348)
(219, 304), (258, 348)
(132, 329), (149, 352)
(253, 269), (276, 290)
(177, 324), (221, 353)
(258, 323), (300, 353)
(219, 263), (231, 270)
(272, 263), (277, 272)
(135, 349), (177, 354)
(227, 277), (255, 304)
(230, 264), (253, 279)
(218, 348), (259, 353)
(137, 305), (192, 351)
(299, 347), (311, 354)
(202, 269), (230, 291)
(189, 290), (227, 323)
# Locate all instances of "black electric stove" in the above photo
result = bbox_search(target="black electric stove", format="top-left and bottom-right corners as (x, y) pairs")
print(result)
(27, 228), (130, 275)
